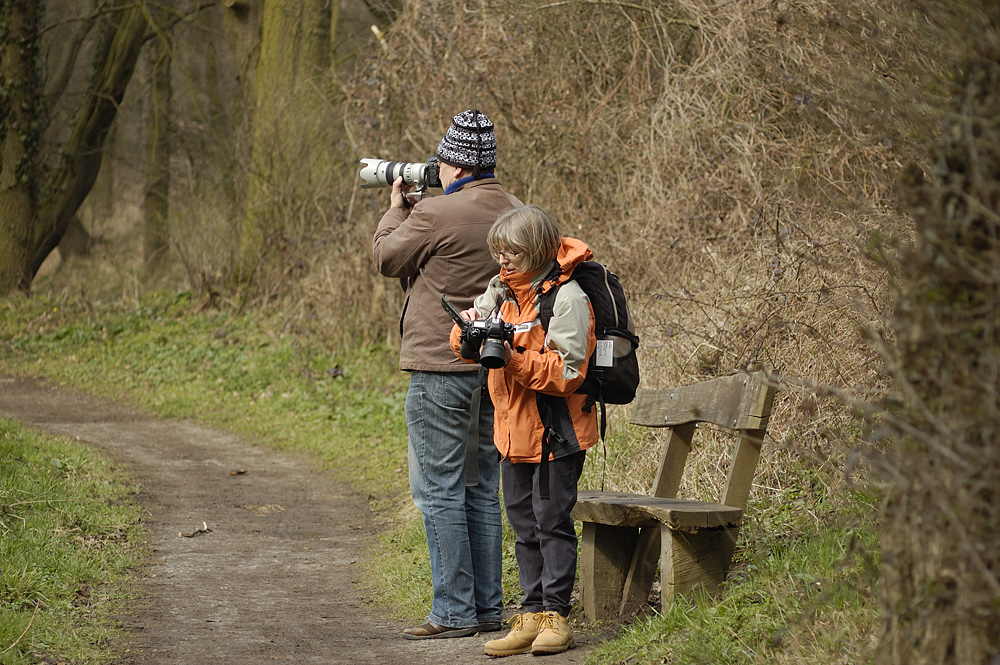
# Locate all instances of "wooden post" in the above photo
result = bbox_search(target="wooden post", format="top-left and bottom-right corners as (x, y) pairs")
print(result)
(718, 429), (764, 569)
(579, 522), (639, 620)
(661, 526), (730, 599)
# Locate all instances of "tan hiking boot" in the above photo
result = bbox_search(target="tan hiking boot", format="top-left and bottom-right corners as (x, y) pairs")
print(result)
(530, 611), (576, 655)
(484, 612), (544, 657)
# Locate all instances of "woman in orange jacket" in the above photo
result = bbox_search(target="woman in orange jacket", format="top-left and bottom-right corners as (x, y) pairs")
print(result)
(450, 204), (597, 656)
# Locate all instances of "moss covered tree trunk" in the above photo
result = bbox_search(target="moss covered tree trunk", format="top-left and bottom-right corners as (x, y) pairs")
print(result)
(0, 0), (41, 294)
(144, 34), (172, 272)
(222, 0), (262, 110)
(32, 6), (148, 279)
(880, 55), (1000, 665)
(232, 0), (337, 285)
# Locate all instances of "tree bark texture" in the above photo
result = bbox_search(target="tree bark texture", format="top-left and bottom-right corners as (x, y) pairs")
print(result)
(0, 2), (150, 294)
(880, 55), (1000, 665)
(222, 0), (263, 111)
(0, 0), (41, 293)
(144, 34), (172, 272)
(32, 5), (149, 278)
(43, 0), (100, 113)
(234, 0), (337, 283)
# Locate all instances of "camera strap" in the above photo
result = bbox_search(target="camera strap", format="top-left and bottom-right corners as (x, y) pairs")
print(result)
(539, 430), (551, 501)
(465, 366), (488, 487)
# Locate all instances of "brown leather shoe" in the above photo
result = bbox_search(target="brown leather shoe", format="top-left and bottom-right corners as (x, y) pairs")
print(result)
(479, 620), (504, 633)
(402, 621), (478, 640)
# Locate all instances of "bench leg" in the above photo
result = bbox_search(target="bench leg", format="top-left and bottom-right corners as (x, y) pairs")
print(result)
(660, 526), (734, 600)
(619, 526), (661, 617)
(579, 522), (639, 621)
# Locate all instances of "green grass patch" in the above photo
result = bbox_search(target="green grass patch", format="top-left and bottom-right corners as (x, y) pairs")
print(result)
(0, 420), (144, 664)
(585, 490), (879, 665)
(1, 291), (421, 620)
(1, 293), (880, 661)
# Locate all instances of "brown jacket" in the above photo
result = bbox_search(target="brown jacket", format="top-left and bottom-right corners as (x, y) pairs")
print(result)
(373, 177), (521, 372)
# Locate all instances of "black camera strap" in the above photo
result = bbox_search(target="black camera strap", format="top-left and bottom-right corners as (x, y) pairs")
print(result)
(465, 366), (488, 487)
(539, 430), (551, 501)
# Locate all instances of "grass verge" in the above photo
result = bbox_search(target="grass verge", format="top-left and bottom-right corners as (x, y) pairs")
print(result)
(0, 420), (144, 664)
(1, 291), (879, 662)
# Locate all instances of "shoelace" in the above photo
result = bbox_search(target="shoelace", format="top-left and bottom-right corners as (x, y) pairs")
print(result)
(537, 612), (558, 631)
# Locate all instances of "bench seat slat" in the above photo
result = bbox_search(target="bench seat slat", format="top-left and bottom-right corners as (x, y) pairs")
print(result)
(573, 490), (743, 532)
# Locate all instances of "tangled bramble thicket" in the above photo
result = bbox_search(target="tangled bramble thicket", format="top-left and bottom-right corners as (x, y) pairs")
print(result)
(878, 50), (1000, 665)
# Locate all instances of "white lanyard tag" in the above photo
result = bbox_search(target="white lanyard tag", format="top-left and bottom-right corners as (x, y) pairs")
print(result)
(595, 339), (614, 368)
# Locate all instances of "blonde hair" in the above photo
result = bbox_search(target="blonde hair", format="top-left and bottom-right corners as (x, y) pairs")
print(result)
(488, 205), (561, 274)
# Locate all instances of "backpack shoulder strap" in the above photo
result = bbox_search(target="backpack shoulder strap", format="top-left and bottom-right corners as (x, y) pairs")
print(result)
(536, 264), (564, 332)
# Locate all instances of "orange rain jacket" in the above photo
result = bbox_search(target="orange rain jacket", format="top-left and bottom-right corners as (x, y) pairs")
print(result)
(451, 237), (599, 463)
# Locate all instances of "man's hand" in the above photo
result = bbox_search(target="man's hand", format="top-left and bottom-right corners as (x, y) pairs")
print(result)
(390, 176), (415, 209)
(459, 308), (477, 323)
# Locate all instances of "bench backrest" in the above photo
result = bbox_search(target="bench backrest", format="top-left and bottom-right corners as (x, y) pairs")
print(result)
(629, 371), (777, 510)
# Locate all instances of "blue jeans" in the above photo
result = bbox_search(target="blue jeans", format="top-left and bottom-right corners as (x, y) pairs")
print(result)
(405, 371), (503, 628)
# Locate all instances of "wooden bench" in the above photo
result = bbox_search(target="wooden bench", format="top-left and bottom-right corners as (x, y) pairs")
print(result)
(572, 371), (777, 621)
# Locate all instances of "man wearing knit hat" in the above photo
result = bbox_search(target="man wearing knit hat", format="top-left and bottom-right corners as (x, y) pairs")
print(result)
(435, 109), (498, 177)
(373, 110), (520, 640)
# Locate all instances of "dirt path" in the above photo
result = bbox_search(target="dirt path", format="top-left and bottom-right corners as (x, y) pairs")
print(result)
(0, 376), (593, 665)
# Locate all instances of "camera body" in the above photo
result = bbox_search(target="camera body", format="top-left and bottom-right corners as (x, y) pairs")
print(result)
(441, 294), (514, 369)
(463, 318), (515, 369)
(359, 157), (442, 194)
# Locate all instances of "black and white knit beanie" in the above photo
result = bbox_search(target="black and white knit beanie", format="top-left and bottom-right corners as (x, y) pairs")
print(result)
(436, 109), (497, 172)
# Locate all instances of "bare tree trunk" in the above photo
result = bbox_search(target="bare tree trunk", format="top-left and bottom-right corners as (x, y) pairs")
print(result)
(222, 0), (263, 111)
(202, 35), (242, 208)
(0, 0), (41, 294)
(0, 3), (150, 295)
(57, 217), (97, 262)
(43, 0), (100, 112)
(880, 54), (1000, 665)
(144, 33), (172, 272)
(31, 6), (150, 278)
(89, 123), (117, 229)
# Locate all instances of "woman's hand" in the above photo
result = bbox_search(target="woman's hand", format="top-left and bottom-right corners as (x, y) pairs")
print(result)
(459, 308), (478, 323)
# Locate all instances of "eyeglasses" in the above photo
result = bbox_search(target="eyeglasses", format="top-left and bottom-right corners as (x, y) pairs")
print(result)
(493, 249), (520, 261)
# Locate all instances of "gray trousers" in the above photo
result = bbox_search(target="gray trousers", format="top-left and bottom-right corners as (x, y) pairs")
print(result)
(501, 451), (586, 617)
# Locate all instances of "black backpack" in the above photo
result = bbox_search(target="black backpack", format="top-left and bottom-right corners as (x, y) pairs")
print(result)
(537, 260), (640, 439)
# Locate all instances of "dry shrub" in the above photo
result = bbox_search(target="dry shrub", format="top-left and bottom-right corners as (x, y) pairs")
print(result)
(132, 0), (949, 511)
(340, 0), (948, 503)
